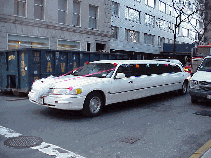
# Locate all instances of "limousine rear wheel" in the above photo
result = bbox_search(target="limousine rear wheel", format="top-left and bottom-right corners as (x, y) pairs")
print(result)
(179, 81), (188, 95)
(82, 92), (104, 117)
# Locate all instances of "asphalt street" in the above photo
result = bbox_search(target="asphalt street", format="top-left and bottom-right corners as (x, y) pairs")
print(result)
(0, 91), (211, 158)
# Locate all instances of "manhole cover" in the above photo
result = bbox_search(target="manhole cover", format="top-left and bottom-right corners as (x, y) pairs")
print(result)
(4, 136), (43, 148)
(119, 137), (140, 144)
(194, 110), (211, 117)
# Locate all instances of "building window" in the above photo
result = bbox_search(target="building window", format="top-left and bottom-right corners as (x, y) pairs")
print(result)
(58, 0), (67, 24)
(195, 33), (198, 40)
(34, 0), (44, 20)
(156, 18), (162, 29)
(158, 36), (165, 46)
(145, 0), (154, 8)
(145, 14), (155, 27)
(58, 40), (80, 50)
(111, 26), (118, 39)
(181, 28), (189, 37)
(8, 34), (49, 50)
(87, 43), (90, 51)
(14, 0), (26, 17)
(73, 0), (80, 26)
(158, 36), (160, 46)
(163, 20), (169, 31)
(190, 30), (196, 40)
(125, 7), (140, 23)
(199, 21), (204, 28)
(144, 33), (154, 45)
(170, 23), (175, 32)
(160, 37), (165, 46)
(112, 1), (119, 16)
(159, 1), (166, 13)
(167, 5), (173, 15)
(126, 29), (139, 43)
(157, 18), (169, 31)
(168, 22), (173, 33)
(176, 26), (180, 35)
(191, 18), (196, 27)
(89, 5), (98, 29)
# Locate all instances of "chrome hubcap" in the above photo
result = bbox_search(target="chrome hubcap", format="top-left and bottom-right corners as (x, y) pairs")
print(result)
(183, 83), (187, 93)
(89, 96), (101, 114)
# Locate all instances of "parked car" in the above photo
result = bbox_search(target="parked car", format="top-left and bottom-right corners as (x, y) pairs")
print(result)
(153, 59), (183, 67)
(28, 60), (190, 117)
(189, 56), (211, 103)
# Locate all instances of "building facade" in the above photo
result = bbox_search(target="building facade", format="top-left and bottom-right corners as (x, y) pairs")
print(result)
(204, 0), (211, 44)
(110, 0), (204, 59)
(0, 0), (111, 52)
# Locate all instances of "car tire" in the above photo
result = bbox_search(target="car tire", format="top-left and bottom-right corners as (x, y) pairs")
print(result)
(179, 81), (188, 95)
(82, 92), (104, 117)
(191, 97), (198, 103)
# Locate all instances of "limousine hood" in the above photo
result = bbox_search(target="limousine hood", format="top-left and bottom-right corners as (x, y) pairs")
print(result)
(192, 71), (211, 82)
(53, 76), (106, 89)
(30, 75), (108, 101)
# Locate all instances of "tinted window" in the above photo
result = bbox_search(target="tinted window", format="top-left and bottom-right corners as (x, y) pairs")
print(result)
(172, 65), (181, 72)
(117, 63), (176, 77)
(130, 64), (158, 76)
(153, 64), (172, 74)
(129, 64), (146, 76)
(117, 64), (132, 77)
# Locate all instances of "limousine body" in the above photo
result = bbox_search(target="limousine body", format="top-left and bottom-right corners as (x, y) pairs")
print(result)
(28, 60), (190, 117)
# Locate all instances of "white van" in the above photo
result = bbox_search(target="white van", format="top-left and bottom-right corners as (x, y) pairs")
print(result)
(29, 60), (190, 117)
(189, 56), (211, 103)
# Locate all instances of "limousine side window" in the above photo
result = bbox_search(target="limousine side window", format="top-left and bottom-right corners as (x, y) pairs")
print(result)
(130, 64), (149, 76)
(117, 63), (177, 78)
(130, 64), (164, 76)
(172, 65), (182, 73)
(117, 64), (132, 78)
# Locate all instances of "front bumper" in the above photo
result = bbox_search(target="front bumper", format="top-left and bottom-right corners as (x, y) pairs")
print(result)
(189, 89), (211, 100)
(28, 91), (85, 110)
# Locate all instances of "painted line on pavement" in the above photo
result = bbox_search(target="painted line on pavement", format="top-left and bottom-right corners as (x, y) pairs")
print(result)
(0, 125), (85, 158)
(190, 139), (211, 158)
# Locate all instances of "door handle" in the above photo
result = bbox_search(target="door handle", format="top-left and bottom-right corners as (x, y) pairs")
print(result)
(128, 81), (133, 83)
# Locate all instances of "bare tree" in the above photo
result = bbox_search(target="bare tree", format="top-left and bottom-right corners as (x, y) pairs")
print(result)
(172, 0), (205, 53)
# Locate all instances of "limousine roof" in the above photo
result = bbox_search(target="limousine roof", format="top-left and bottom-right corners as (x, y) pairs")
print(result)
(91, 60), (176, 65)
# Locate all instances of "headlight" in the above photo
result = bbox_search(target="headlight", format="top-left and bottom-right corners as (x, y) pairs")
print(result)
(190, 80), (199, 89)
(52, 87), (82, 95)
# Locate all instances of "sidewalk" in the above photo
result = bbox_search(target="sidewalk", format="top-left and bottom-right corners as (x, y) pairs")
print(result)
(190, 140), (211, 158)
(201, 148), (211, 158)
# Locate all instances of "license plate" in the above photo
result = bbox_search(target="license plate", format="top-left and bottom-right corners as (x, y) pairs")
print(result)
(207, 95), (211, 99)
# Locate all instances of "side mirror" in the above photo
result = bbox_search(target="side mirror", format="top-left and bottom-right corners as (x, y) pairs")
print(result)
(116, 73), (125, 79)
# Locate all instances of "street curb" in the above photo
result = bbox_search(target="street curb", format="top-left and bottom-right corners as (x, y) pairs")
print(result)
(190, 139), (211, 158)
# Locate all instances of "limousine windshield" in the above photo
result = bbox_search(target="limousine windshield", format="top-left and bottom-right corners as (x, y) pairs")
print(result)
(71, 63), (116, 78)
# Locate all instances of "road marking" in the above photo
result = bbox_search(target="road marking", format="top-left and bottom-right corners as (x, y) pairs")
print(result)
(190, 139), (211, 158)
(0, 125), (85, 158)
(0, 125), (22, 138)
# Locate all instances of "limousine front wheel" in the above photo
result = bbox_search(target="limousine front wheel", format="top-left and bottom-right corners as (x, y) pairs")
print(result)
(179, 81), (188, 95)
(82, 92), (104, 117)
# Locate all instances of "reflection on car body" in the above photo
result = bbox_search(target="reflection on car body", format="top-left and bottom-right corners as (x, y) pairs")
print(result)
(28, 60), (190, 117)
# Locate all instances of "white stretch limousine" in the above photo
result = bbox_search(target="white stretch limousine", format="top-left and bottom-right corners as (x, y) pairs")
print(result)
(28, 60), (190, 117)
